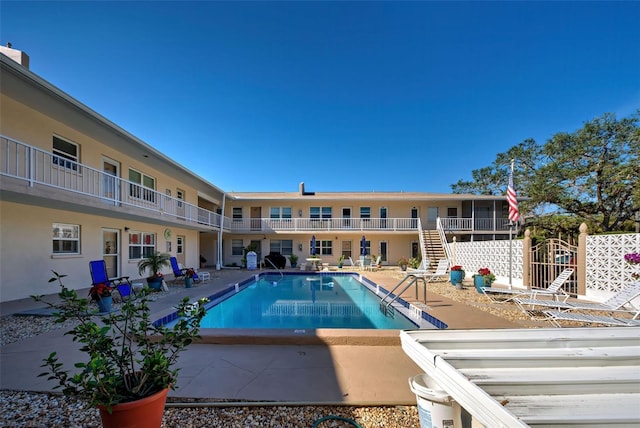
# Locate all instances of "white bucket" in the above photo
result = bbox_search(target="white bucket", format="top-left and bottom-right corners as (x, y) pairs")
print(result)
(409, 374), (462, 428)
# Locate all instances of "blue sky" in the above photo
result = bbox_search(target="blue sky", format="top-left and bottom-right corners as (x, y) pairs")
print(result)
(2, 1), (639, 194)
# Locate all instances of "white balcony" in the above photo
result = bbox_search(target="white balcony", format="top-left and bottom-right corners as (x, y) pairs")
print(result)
(1, 135), (223, 229)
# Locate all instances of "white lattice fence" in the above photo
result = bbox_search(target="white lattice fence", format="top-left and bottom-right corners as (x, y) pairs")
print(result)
(586, 233), (640, 299)
(451, 240), (523, 287)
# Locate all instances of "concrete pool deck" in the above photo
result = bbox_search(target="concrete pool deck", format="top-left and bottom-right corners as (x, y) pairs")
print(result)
(0, 267), (521, 404)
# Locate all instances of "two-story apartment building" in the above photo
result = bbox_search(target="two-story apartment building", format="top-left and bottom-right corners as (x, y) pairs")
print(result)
(1, 47), (513, 302)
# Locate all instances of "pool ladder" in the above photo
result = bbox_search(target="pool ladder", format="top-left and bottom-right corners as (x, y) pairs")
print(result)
(379, 274), (428, 318)
(264, 257), (284, 284)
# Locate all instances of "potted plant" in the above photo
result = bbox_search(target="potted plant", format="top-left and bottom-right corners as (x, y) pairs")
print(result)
(33, 271), (208, 428)
(450, 265), (465, 287)
(473, 267), (496, 293)
(184, 268), (197, 288)
(338, 254), (345, 268)
(89, 282), (113, 313)
(137, 251), (171, 290)
(288, 254), (298, 268)
(397, 257), (409, 271)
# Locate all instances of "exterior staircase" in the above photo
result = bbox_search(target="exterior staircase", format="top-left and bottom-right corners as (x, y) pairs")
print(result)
(420, 230), (447, 270)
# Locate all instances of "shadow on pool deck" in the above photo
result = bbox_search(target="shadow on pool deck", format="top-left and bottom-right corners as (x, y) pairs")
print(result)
(0, 267), (521, 404)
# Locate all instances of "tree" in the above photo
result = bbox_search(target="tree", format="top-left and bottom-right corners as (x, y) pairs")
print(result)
(531, 112), (639, 232)
(451, 111), (640, 232)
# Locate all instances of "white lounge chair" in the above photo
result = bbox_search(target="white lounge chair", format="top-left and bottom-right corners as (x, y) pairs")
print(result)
(482, 268), (574, 303)
(542, 310), (640, 327)
(406, 258), (431, 275)
(348, 257), (362, 270)
(514, 280), (640, 319)
(367, 256), (381, 271)
(408, 258), (449, 281)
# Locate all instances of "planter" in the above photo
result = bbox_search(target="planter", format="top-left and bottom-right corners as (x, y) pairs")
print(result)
(401, 265), (407, 271)
(290, 262), (297, 268)
(98, 387), (169, 428)
(185, 277), (193, 288)
(450, 270), (464, 286)
(474, 276), (492, 293)
(96, 295), (112, 313)
(147, 277), (163, 291)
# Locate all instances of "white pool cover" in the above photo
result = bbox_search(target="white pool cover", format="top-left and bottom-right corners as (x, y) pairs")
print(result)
(400, 327), (640, 427)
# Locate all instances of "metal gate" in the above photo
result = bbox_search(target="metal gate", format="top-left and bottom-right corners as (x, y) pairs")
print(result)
(530, 238), (578, 295)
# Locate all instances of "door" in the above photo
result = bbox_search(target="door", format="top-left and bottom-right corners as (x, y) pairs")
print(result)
(380, 207), (388, 229)
(251, 207), (261, 230)
(176, 235), (185, 266)
(177, 189), (185, 219)
(427, 207), (439, 229)
(102, 158), (119, 205)
(411, 207), (419, 228)
(102, 228), (120, 279)
(342, 207), (352, 228)
(380, 241), (388, 263)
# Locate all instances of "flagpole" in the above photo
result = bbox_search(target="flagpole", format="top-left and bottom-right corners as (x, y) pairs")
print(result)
(507, 159), (518, 289)
(509, 221), (513, 289)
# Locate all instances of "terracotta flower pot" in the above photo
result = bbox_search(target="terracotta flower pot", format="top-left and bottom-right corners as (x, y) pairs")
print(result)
(98, 387), (169, 428)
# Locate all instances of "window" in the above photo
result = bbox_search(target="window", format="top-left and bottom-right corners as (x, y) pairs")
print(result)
(310, 207), (333, 219)
(128, 232), (155, 260)
(52, 223), (80, 254)
(360, 207), (371, 219)
(270, 239), (293, 256)
(447, 207), (458, 217)
(128, 169), (156, 203)
(52, 136), (79, 171)
(319, 240), (333, 256)
(233, 208), (243, 220)
(270, 207), (292, 219)
(232, 239), (244, 256)
(176, 236), (184, 254)
(311, 239), (333, 255)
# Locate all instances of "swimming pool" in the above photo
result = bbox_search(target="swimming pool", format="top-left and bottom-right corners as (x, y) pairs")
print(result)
(160, 272), (443, 331)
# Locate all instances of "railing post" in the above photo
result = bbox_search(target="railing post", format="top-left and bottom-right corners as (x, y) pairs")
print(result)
(523, 229), (531, 289)
(578, 223), (588, 296)
(28, 145), (34, 187)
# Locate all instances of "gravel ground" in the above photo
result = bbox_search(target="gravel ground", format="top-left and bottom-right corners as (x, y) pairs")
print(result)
(0, 273), (588, 427)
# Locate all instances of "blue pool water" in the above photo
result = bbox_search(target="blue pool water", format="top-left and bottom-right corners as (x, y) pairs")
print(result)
(189, 274), (419, 330)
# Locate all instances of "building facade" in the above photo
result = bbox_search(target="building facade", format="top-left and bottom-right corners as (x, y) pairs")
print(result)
(1, 47), (512, 302)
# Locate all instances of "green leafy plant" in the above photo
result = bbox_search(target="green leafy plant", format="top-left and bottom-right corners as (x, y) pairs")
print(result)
(137, 251), (171, 279)
(397, 256), (409, 267)
(33, 271), (208, 412)
(288, 254), (299, 264)
(408, 257), (421, 269)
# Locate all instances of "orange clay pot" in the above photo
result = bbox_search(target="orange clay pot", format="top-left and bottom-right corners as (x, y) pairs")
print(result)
(98, 387), (169, 428)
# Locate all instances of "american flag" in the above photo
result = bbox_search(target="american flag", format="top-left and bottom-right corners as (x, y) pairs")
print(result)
(507, 161), (520, 223)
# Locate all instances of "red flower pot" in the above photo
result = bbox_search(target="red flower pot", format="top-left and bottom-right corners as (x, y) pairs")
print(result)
(98, 387), (169, 428)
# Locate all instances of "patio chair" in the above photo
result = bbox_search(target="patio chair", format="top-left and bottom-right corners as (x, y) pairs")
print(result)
(349, 257), (362, 270)
(170, 257), (200, 284)
(411, 258), (449, 281)
(482, 268), (574, 303)
(514, 280), (640, 319)
(89, 260), (135, 300)
(367, 256), (381, 271)
(542, 309), (640, 327)
(406, 258), (431, 275)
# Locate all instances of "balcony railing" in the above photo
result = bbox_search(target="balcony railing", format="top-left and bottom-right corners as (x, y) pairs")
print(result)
(225, 217), (420, 233)
(439, 217), (513, 232)
(1, 135), (223, 229)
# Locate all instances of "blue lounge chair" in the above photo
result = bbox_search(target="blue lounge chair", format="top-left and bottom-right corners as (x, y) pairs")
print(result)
(170, 257), (199, 284)
(89, 260), (135, 300)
